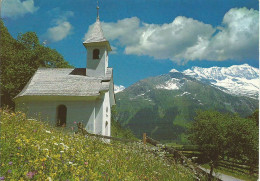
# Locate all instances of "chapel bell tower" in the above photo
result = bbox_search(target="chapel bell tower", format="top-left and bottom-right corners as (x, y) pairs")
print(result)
(83, 3), (112, 77)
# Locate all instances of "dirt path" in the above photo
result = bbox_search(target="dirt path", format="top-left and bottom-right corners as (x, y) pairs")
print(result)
(199, 167), (244, 181)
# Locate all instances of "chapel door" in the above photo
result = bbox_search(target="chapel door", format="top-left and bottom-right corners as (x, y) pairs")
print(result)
(57, 105), (67, 127)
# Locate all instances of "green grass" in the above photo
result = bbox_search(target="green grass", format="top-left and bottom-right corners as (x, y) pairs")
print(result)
(165, 142), (183, 148)
(201, 164), (258, 181)
(111, 119), (137, 140)
(0, 110), (200, 180)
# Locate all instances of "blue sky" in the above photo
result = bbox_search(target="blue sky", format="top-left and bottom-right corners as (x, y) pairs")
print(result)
(1, 0), (259, 87)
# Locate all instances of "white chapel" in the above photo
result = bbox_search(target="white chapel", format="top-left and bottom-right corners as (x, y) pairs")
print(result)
(14, 6), (115, 137)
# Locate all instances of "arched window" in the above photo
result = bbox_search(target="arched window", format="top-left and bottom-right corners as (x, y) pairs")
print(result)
(93, 49), (100, 59)
(57, 105), (67, 127)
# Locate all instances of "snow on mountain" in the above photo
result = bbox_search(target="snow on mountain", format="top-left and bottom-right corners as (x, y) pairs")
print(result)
(176, 92), (191, 97)
(156, 78), (182, 90)
(183, 64), (259, 99)
(114, 85), (125, 93)
(169, 68), (179, 73)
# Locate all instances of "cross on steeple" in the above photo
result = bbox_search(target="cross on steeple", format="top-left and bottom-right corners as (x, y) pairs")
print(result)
(96, 0), (100, 20)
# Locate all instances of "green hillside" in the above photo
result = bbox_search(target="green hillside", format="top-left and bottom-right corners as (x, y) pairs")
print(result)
(111, 106), (137, 140)
(116, 72), (258, 143)
(0, 110), (197, 180)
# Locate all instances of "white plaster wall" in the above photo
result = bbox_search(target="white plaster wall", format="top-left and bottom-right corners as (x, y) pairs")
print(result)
(15, 92), (113, 137)
(105, 51), (108, 72)
(109, 78), (116, 106)
(86, 46), (107, 77)
(93, 92), (111, 137)
(94, 95), (103, 135)
(15, 97), (96, 133)
(102, 92), (111, 137)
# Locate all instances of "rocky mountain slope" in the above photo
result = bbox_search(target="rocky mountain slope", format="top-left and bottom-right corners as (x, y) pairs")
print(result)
(115, 64), (259, 142)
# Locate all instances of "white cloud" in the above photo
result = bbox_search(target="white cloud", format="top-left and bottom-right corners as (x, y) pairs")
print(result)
(1, 0), (39, 18)
(110, 46), (118, 54)
(46, 21), (72, 42)
(203, 7), (259, 61)
(102, 17), (143, 46)
(83, 17), (142, 46)
(43, 11), (74, 43)
(124, 16), (215, 63)
(84, 7), (258, 63)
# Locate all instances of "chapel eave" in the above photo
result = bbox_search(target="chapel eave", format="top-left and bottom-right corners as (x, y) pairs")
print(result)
(14, 95), (100, 102)
(83, 41), (112, 51)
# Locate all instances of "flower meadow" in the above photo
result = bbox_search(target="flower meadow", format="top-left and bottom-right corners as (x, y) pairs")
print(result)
(0, 110), (197, 180)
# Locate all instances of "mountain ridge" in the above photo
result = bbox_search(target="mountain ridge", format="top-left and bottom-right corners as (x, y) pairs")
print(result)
(115, 64), (259, 142)
(182, 64), (259, 99)
(116, 64), (259, 99)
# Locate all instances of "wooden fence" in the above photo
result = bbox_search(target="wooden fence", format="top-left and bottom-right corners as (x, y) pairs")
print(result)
(175, 145), (258, 175)
(76, 122), (137, 143)
(144, 135), (221, 180)
(76, 123), (220, 180)
(218, 160), (258, 174)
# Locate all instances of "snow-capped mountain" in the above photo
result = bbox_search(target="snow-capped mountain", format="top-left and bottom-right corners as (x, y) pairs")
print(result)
(116, 67), (258, 141)
(156, 69), (183, 90)
(156, 78), (181, 90)
(114, 85), (125, 93)
(182, 64), (259, 99)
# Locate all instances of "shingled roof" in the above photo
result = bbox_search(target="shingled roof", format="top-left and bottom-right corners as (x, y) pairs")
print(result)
(15, 68), (113, 98)
(84, 19), (107, 43)
(83, 19), (112, 51)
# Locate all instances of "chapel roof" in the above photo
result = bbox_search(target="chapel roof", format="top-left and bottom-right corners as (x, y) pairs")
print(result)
(83, 19), (112, 51)
(14, 67), (113, 98)
(83, 19), (107, 44)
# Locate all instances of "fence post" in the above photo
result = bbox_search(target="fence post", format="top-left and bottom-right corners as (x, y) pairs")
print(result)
(143, 133), (146, 145)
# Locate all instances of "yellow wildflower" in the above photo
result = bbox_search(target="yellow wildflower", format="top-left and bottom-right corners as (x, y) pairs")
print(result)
(40, 158), (47, 162)
(16, 139), (21, 143)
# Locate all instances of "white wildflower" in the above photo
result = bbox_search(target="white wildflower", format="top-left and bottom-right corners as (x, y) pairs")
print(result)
(28, 119), (37, 121)
(45, 130), (51, 134)
(60, 143), (69, 149)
